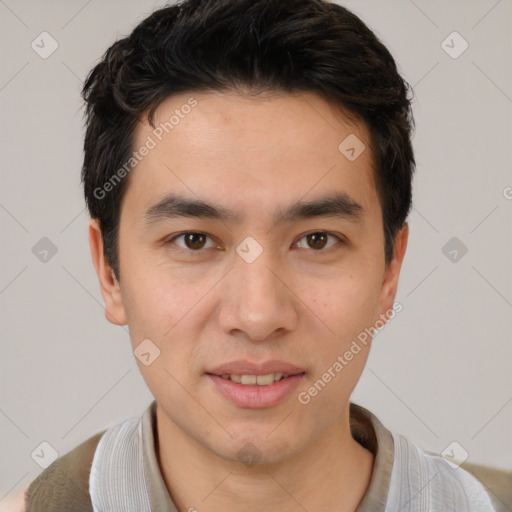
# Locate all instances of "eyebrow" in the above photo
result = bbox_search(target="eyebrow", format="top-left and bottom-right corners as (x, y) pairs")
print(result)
(143, 192), (364, 226)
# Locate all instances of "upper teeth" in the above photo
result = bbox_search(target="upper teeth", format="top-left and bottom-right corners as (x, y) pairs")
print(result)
(220, 373), (288, 385)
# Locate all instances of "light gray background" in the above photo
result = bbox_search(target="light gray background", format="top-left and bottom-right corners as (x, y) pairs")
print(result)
(1, 0), (511, 500)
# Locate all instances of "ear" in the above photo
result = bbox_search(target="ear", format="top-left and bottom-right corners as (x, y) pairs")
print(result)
(88, 219), (127, 326)
(377, 223), (409, 319)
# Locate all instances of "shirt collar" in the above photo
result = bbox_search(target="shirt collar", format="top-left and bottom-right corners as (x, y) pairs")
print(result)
(140, 400), (394, 511)
(350, 403), (394, 511)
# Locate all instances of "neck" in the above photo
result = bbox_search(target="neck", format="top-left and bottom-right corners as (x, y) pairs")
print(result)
(156, 405), (374, 512)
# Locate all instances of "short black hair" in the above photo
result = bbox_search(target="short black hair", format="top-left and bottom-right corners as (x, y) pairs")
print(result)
(82, 0), (415, 280)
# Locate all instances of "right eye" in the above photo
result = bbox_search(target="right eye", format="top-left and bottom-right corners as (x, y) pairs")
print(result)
(164, 231), (220, 252)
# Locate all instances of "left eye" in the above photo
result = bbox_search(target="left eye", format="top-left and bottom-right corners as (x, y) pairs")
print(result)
(167, 232), (218, 251)
(295, 232), (342, 251)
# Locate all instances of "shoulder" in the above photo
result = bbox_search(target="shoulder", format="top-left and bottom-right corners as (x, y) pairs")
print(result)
(461, 461), (512, 512)
(419, 442), (512, 512)
(391, 432), (510, 512)
(23, 430), (106, 512)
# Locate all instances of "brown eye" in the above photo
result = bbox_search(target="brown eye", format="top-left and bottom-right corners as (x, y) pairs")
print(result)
(183, 233), (207, 250)
(306, 233), (328, 250)
(167, 232), (216, 251)
(296, 232), (342, 251)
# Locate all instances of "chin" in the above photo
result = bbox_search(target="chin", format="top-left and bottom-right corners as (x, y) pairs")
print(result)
(213, 432), (301, 468)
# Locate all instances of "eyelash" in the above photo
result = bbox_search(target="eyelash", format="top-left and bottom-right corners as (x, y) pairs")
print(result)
(164, 231), (346, 253)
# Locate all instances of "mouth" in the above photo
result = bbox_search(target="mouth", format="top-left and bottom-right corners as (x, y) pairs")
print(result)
(205, 360), (306, 409)
(213, 372), (299, 386)
(206, 359), (305, 378)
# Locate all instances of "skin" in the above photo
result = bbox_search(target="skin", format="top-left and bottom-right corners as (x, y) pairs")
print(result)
(89, 90), (408, 512)
(0, 487), (26, 512)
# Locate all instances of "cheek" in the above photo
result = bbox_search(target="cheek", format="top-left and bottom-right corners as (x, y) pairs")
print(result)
(298, 279), (377, 410)
(299, 269), (382, 343)
(119, 265), (212, 386)
(120, 273), (200, 404)
(120, 254), (208, 339)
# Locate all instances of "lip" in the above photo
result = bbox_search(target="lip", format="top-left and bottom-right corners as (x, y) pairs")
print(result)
(205, 359), (306, 409)
(206, 359), (305, 377)
(207, 373), (305, 409)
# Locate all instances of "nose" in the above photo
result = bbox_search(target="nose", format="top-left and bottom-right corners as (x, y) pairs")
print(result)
(217, 249), (299, 342)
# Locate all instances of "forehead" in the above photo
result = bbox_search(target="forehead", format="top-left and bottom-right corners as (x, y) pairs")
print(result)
(125, 90), (379, 223)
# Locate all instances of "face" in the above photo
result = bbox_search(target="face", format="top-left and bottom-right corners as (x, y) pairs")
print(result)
(90, 90), (407, 465)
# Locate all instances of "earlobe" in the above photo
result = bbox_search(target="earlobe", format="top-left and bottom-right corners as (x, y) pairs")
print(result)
(88, 219), (127, 326)
(377, 223), (409, 319)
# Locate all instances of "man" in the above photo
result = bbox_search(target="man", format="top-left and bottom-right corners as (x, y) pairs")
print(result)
(11, 0), (510, 510)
